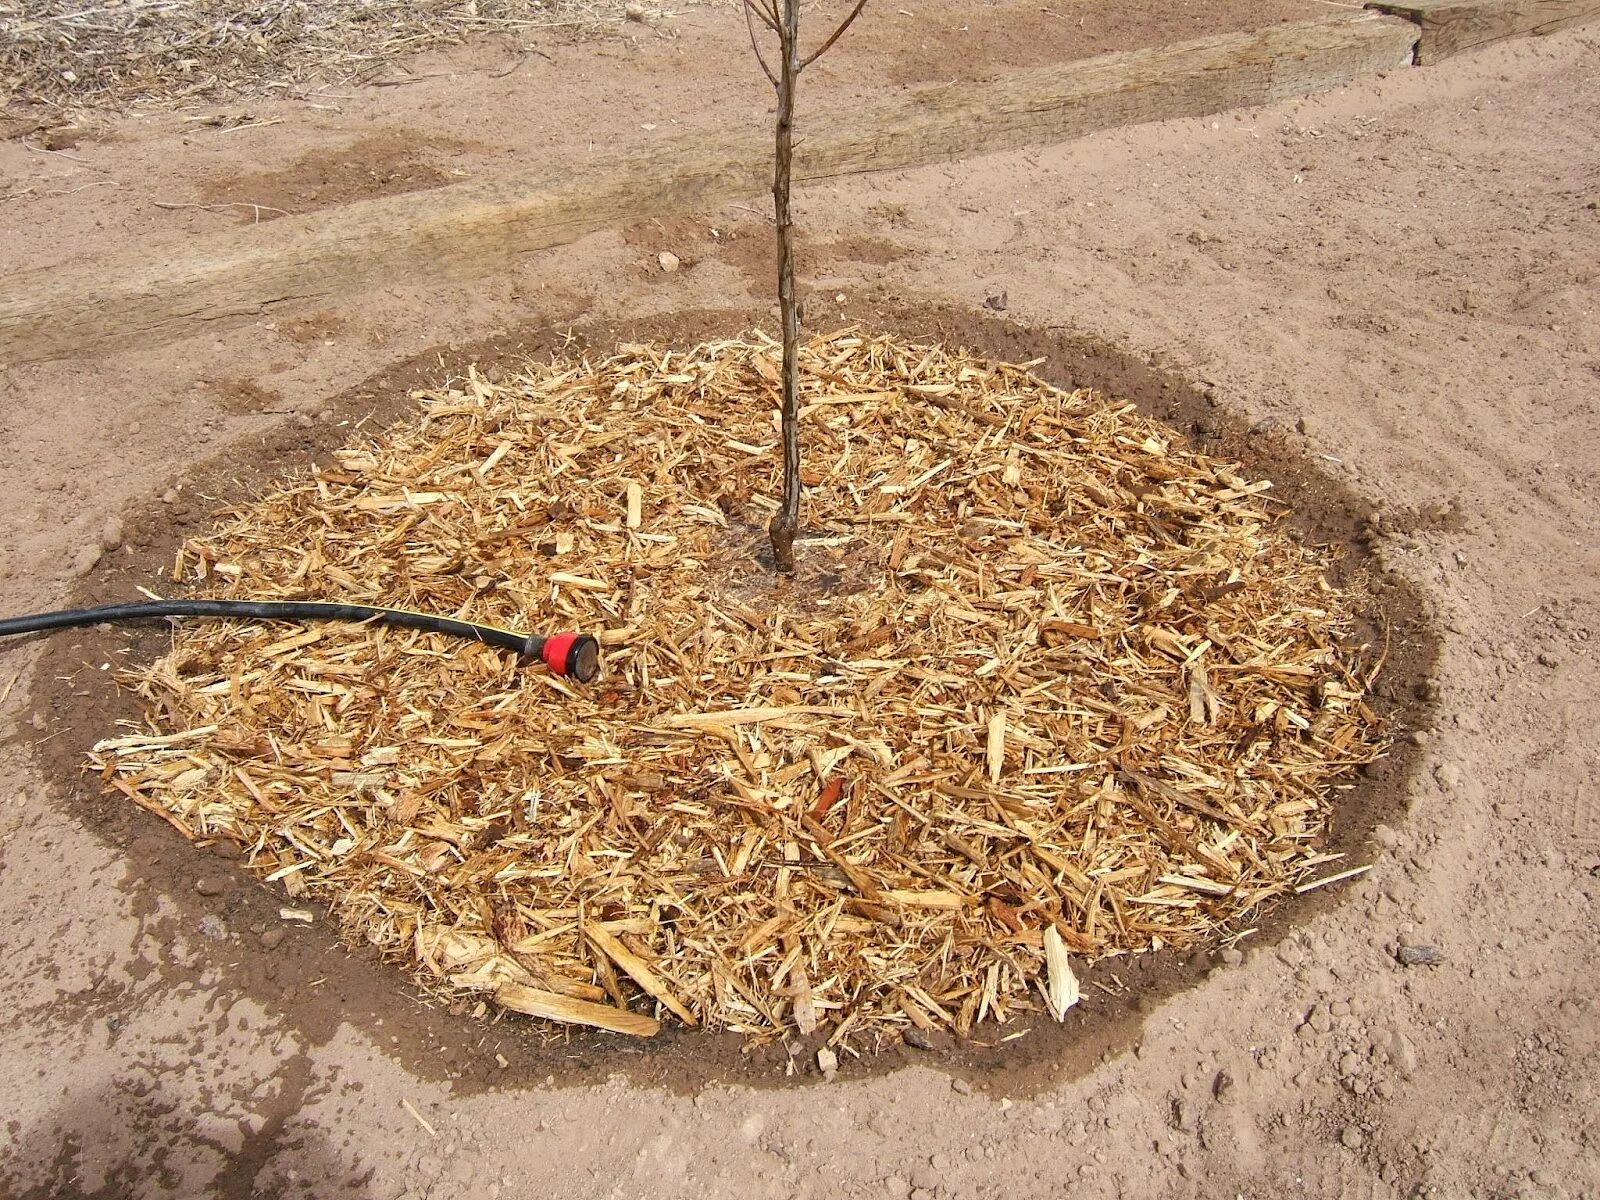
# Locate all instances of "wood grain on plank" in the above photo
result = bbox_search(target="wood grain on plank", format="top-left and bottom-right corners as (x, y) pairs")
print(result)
(1369, 0), (1599, 62)
(0, 14), (1419, 368)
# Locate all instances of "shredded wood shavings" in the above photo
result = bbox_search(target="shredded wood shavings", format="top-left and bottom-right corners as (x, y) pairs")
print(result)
(92, 329), (1387, 1048)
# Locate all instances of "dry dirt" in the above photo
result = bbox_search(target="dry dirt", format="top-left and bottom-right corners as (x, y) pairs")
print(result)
(1, 2), (1598, 1199)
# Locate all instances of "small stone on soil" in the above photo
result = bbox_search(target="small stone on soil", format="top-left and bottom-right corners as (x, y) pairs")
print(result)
(902, 1029), (934, 1051)
(816, 1047), (838, 1081)
(657, 251), (681, 273)
(194, 876), (226, 896)
(1386, 1028), (1420, 1075)
(71, 545), (102, 576)
(260, 927), (286, 951)
(1396, 944), (1444, 967)
(951, 1078), (973, 1096)
(1219, 946), (1243, 967)
(1341, 1125), (1365, 1150)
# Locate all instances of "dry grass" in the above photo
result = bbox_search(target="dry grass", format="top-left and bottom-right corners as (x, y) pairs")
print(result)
(91, 330), (1387, 1048)
(0, 0), (652, 113)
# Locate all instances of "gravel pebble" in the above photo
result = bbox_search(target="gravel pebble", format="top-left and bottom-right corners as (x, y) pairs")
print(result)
(1396, 944), (1444, 967)
(194, 876), (226, 897)
(1387, 1028), (1420, 1076)
(260, 927), (286, 951)
(1341, 1124), (1365, 1150)
(816, 1048), (838, 1081)
(71, 545), (102, 577)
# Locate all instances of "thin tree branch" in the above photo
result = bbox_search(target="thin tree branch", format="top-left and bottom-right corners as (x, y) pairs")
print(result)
(742, 0), (779, 87)
(743, 0), (781, 33)
(800, 0), (869, 70)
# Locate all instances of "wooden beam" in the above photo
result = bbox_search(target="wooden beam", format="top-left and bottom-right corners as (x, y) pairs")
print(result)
(0, 14), (1418, 369)
(1368, 0), (1599, 62)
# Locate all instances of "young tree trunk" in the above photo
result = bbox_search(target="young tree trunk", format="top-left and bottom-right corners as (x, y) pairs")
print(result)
(766, 0), (803, 574)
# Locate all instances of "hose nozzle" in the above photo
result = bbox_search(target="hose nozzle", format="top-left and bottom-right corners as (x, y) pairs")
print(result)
(530, 632), (601, 683)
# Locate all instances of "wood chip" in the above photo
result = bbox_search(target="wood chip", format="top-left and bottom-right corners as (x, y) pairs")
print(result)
(493, 981), (662, 1037)
(1042, 925), (1080, 1021)
(987, 712), (1005, 785)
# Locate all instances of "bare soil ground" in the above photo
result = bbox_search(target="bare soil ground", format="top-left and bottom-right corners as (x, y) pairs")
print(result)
(1, 3), (1598, 1199)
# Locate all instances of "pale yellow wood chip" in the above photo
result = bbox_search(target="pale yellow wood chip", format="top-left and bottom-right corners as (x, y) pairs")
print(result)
(987, 712), (1006, 784)
(494, 981), (661, 1037)
(1043, 926), (1081, 1022)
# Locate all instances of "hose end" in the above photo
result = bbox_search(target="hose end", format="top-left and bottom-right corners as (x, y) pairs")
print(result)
(535, 632), (601, 683)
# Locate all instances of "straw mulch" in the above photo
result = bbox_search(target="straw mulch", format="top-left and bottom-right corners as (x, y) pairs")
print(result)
(92, 330), (1386, 1047)
(1, 0), (633, 113)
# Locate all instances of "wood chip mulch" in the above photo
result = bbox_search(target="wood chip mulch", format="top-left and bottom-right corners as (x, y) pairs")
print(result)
(91, 330), (1387, 1047)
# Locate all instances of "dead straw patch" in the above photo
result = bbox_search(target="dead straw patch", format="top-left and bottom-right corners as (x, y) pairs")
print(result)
(0, 0), (638, 114)
(90, 330), (1386, 1048)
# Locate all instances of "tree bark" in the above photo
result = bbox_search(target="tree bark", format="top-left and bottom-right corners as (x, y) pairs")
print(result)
(766, 0), (802, 575)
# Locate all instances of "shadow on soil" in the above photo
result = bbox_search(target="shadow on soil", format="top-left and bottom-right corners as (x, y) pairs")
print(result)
(18, 301), (1438, 1100)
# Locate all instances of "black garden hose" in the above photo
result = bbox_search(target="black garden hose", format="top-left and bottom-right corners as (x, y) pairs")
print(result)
(0, 599), (600, 683)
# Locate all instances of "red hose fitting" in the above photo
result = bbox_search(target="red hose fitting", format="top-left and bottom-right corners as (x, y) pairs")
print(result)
(538, 632), (601, 683)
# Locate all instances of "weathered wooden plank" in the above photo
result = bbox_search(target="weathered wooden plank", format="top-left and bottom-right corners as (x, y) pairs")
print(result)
(1369, 0), (1599, 62)
(0, 14), (1418, 369)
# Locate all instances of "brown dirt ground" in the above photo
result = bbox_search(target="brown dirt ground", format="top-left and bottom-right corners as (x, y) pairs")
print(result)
(2, 3), (1599, 1199)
